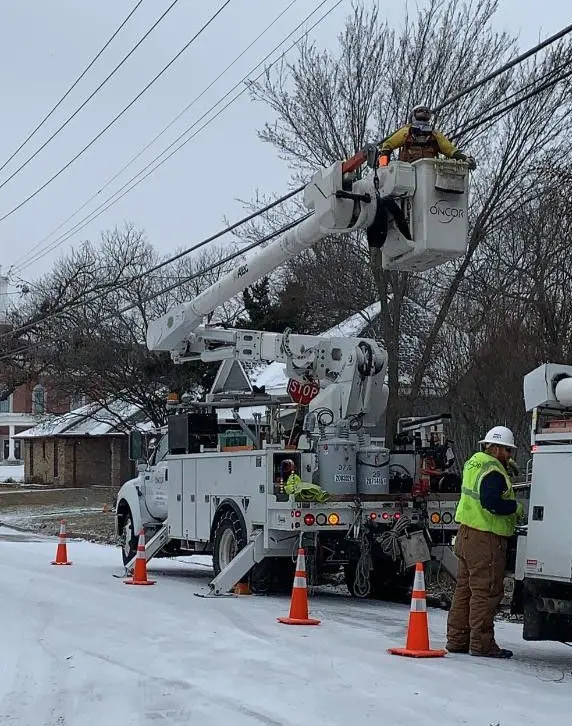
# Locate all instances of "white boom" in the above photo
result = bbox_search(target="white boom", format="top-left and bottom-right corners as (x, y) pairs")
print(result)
(146, 157), (469, 359)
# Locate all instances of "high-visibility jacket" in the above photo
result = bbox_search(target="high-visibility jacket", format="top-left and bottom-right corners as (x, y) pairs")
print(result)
(379, 125), (458, 163)
(284, 473), (329, 503)
(454, 452), (517, 537)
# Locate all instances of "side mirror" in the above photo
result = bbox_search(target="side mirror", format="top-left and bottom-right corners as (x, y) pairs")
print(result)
(128, 430), (143, 462)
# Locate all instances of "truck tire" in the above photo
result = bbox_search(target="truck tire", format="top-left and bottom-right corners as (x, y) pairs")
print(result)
(120, 508), (138, 566)
(212, 508), (247, 577)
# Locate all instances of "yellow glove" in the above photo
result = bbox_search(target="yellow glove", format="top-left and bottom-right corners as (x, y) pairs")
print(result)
(515, 501), (526, 523)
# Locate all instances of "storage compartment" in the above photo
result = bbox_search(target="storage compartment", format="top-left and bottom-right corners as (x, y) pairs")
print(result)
(168, 412), (218, 454)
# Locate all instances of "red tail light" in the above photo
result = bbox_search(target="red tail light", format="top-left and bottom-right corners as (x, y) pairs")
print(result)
(304, 513), (315, 526)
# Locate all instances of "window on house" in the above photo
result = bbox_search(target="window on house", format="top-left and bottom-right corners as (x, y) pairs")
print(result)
(32, 384), (45, 415)
(0, 396), (10, 413)
(42, 440), (46, 459)
(53, 441), (59, 478)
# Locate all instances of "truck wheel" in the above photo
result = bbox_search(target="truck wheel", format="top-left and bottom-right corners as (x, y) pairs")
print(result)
(213, 509), (247, 576)
(120, 509), (138, 566)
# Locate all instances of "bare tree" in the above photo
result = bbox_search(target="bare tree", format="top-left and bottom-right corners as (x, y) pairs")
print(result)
(3, 225), (242, 426)
(248, 0), (572, 442)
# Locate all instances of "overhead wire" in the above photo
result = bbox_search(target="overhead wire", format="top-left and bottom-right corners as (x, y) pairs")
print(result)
(13, 0), (337, 272)
(0, 0), (233, 225)
(0, 0), (146, 175)
(2, 16), (572, 357)
(0, 212), (313, 362)
(18, 7), (570, 272)
(0, 0), (182, 191)
(10, 0), (303, 271)
(1, 185), (304, 342)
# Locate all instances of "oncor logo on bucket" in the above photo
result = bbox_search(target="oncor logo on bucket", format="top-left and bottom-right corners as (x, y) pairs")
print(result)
(429, 199), (464, 224)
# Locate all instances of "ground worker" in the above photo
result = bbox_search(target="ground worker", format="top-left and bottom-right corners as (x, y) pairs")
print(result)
(378, 104), (476, 169)
(446, 426), (526, 659)
(280, 459), (329, 503)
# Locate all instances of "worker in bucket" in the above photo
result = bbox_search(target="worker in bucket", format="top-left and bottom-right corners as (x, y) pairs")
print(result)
(446, 426), (526, 659)
(378, 104), (477, 169)
(280, 459), (329, 503)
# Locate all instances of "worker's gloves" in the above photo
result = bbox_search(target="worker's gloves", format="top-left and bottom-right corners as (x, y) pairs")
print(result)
(507, 457), (520, 477)
(515, 501), (527, 523)
(453, 151), (477, 171)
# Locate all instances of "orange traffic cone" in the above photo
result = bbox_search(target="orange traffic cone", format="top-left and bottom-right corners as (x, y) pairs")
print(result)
(124, 529), (156, 586)
(388, 562), (446, 658)
(51, 520), (72, 565)
(278, 548), (320, 626)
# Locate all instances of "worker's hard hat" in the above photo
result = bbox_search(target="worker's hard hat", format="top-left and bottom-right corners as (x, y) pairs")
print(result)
(479, 426), (516, 449)
(281, 458), (295, 470)
(410, 105), (433, 132)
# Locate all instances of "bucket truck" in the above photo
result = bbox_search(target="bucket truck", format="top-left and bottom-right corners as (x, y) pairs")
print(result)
(115, 155), (470, 597)
(510, 363), (572, 642)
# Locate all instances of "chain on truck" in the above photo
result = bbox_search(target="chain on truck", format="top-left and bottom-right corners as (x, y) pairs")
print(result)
(115, 152), (470, 599)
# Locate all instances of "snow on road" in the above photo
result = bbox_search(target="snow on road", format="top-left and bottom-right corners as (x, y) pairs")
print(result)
(1, 526), (571, 726)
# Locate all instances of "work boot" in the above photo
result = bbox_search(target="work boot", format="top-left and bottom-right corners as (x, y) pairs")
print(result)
(470, 647), (513, 659)
(446, 643), (469, 654)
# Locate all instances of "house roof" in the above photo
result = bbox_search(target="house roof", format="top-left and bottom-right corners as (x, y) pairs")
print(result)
(15, 399), (145, 439)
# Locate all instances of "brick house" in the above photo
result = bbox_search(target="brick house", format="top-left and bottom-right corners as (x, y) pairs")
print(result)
(0, 268), (81, 463)
(15, 401), (145, 489)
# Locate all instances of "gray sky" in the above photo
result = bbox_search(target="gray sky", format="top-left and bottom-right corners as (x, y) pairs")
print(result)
(0, 0), (569, 290)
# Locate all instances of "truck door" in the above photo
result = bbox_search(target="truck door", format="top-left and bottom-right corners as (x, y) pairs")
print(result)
(145, 435), (170, 520)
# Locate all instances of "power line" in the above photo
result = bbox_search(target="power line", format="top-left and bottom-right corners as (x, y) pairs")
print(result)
(0, 0), (146, 176)
(0, 1), (233, 225)
(17, 7), (569, 273)
(453, 65), (572, 140)
(0, 0), (181, 192)
(14, 0), (336, 272)
(10, 0), (302, 271)
(451, 58), (572, 138)
(0, 186), (304, 342)
(432, 22), (572, 115)
(3, 12), (569, 352)
(0, 212), (312, 362)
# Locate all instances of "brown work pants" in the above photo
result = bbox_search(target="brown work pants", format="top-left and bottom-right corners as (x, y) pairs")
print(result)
(446, 524), (508, 654)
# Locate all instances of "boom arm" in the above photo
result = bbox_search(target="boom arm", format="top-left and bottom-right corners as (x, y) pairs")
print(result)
(146, 160), (378, 355)
(175, 325), (388, 427)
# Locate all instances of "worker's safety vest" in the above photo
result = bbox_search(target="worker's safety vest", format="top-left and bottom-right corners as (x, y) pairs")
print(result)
(454, 452), (516, 537)
(398, 131), (440, 162)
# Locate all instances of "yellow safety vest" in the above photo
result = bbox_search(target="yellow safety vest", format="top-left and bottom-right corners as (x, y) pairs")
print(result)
(455, 452), (516, 537)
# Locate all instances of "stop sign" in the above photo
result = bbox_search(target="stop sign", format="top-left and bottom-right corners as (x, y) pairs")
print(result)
(287, 378), (320, 405)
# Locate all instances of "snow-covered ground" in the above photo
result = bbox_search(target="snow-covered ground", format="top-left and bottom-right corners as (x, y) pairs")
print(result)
(1, 526), (571, 726)
(0, 464), (24, 483)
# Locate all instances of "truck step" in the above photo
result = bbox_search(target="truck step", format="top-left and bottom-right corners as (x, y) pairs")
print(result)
(205, 530), (266, 596)
(125, 524), (169, 572)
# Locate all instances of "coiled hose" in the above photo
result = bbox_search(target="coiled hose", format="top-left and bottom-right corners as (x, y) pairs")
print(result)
(378, 515), (411, 561)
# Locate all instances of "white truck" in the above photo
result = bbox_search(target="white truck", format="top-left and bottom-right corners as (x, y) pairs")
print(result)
(510, 363), (572, 642)
(116, 154), (470, 597)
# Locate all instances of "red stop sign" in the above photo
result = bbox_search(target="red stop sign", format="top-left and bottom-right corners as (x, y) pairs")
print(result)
(287, 378), (320, 405)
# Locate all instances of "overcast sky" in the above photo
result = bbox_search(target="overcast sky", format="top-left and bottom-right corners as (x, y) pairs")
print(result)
(0, 0), (569, 292)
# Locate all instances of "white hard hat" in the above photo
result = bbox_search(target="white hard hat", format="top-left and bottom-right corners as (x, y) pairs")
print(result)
(479, 426), (516, 449)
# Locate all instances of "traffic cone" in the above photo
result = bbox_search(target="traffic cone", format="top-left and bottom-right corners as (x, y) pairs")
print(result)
(278, 548), (320, 626)
(124, 529), (156, 586)
(51, 520), (72, 565)
(388, 562), (446, 658)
